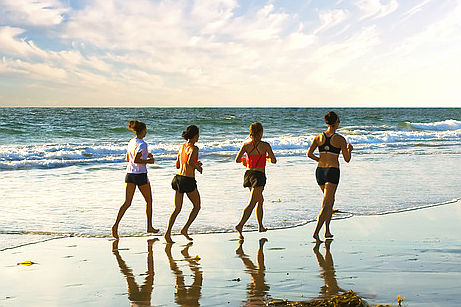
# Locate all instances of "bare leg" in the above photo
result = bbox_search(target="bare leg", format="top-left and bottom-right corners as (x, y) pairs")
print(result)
(181, 189), (201, 241)
(165, 191), (183, 243)
(138, 183), (159, 234)
(313, 183), (337, 241)
(112, 183), (136, 239)
(255, 189), (267, 232)
(236, 186), (264, 239)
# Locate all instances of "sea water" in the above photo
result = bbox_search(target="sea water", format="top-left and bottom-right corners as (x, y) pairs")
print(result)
(0, 108), (460, 250)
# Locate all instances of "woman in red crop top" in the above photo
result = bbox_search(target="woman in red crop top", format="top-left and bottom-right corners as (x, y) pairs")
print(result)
(165, 125), (203, 244)
(307, 111), (353, 242)
(235, 122), (277, 240)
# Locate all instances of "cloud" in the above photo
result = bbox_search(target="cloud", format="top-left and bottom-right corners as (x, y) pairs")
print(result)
(1, 57), (67, 80)
(0, 26), (48, 57)
(314, 9), (349, 34)
(355, 0), (398, 20)
(1, 0), (461, 106)
(0, 0), (67, 26)
(402, 0), (435, 19)
(399, 0), (461, 55)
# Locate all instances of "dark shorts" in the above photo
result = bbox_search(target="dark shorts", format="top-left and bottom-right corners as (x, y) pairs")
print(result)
(316, 167), (340, 186)
(171, 175), (197, 193)
(125, 173), (149, 186)
(243, 170), (267, 188)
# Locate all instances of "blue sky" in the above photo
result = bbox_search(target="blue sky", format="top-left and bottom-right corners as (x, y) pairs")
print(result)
(0, 0), (460, 107)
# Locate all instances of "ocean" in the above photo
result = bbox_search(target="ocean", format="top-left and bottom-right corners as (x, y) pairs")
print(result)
(1, 107), (460, 250)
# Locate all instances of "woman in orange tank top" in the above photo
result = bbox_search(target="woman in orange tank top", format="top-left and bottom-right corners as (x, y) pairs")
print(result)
(165, 125), (203, 244)
(235, 122), (277, 240)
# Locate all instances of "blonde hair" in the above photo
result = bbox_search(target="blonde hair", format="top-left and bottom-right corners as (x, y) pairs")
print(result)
(249, 122), (263, 140)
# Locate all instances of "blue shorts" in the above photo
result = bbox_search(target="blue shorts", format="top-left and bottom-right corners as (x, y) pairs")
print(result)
(125, 173), (149, 186)
(316, 167), (340, 185)
(243, 170), (266, 188)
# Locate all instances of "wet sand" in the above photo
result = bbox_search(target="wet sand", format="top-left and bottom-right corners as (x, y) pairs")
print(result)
(1, 200), (460, 306)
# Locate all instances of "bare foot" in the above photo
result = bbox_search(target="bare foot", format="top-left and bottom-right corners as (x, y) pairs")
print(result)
(325, 233), (334, 239)
(112, 239), (119, 252)
(259, 226), (268, 233)
(313, 233), (323, 243)
(259, 238), (268, 246)
(235, 225), (244, 240)
(111, 225), (119, 239)
(180, 229), (193, 241)
(147, 227), (160, 234)
(164, 234), (174, 244)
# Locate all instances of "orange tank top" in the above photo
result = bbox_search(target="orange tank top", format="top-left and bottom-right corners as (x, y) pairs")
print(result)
(179, 143), (198, 165)
(247, 141), (266, 168)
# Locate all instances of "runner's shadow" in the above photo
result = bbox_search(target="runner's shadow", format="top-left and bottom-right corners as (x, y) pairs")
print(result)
(165, 242), (203, 307)
(236, 238), (270, 305)
(112, 238), (158, 306)
(312, 240), (345, 299)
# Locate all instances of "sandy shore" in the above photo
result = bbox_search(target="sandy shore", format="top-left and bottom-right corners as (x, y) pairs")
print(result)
(1, 200), (460, 307)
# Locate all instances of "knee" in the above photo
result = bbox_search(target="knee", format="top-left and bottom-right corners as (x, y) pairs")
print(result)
(323, 195), (334, 205)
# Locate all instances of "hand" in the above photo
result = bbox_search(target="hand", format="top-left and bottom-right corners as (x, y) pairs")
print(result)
(148, 153), (153, 158)
(347, 144), (353, 151)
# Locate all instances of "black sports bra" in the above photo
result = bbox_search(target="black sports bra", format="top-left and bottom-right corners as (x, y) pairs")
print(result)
(318, 133), (341, 155)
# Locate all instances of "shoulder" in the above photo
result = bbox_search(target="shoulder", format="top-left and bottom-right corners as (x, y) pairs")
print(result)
(138, 139), (148, 148)
(332, 134), (347, 145)
(313, 133), (323, 143)
(261, 141), (272, 148)
(242, 141), (253, 148)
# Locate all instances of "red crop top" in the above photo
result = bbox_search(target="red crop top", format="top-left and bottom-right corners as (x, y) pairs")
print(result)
(247, 141), (266, 168)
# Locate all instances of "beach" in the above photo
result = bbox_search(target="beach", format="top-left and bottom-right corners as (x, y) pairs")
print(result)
(1, 199), (460, 307)
(1, 107), (460, 306)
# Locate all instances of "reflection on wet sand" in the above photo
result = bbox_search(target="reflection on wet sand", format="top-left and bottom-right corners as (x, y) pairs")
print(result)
(313, 240), (345, 298)
(165, 243), (203, 307)
(112, 239), (157, 307)
(236, 238), (270, 306)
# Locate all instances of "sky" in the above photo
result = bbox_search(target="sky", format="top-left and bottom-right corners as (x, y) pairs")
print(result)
(0, 0), (460, 107)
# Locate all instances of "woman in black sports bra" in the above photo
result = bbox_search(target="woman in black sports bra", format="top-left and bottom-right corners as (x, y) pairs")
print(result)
(307, 111), (353, 242)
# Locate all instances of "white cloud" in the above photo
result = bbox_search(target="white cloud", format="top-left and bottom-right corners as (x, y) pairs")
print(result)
(399, 1), (461, 55)
(403, 0), (435, 19)
(314, 9), (349, 34)
(191, 0), (238, 34)
(0, 26), (48, 57)
(1, 57), (67, 80)
(355, 0), (398, 20)
(1, 0), (461, 106)
(0, 0), (67, 26)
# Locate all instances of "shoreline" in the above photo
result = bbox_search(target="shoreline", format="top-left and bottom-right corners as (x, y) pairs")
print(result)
(1, 200), (460, 306)
(2, 196), (459, 251)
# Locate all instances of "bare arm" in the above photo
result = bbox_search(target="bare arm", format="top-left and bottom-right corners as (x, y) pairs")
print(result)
(340, 137), (353, 163)
(266, 143), (277, 164)
(235, 144), (247, 163)
(175, 154), (180, 169)
(133, 152), (155, 164)
(307, 137), (320, 162)
(188, 146), (203, 174)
